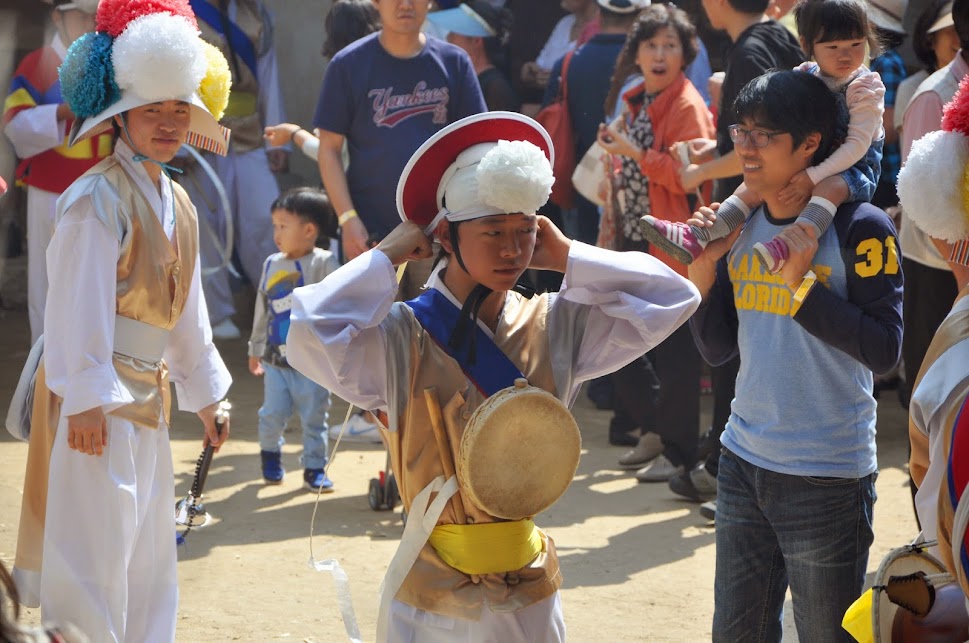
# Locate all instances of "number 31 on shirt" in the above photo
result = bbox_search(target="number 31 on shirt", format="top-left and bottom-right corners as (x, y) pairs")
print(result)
(855, 236), (899, 278)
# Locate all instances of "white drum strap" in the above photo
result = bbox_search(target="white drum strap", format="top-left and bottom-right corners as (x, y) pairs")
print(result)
(376, 475), (459, 643)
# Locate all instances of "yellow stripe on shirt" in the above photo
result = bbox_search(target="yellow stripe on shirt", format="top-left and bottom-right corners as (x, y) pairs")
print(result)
(3, 87), (37, 116)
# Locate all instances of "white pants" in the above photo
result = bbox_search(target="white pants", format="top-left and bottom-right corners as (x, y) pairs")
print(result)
(28, 185), (58, 344)
(387, 593), (566, 643)
(178, 148), (279, 325)
(41, 415), (178, 643)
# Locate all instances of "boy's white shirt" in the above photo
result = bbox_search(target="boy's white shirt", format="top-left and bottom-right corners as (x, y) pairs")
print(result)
(287, 241), (701, 416)
(44, 139), (231, 418)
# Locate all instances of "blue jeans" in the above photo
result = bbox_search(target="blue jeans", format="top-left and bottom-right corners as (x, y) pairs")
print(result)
(258, 363), (331, 469)
(841, 138), (883, 204)
(713, 448), (876, 643)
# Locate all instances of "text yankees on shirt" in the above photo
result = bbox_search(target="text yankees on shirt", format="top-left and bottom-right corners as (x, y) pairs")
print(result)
(369, 82), (449, 127)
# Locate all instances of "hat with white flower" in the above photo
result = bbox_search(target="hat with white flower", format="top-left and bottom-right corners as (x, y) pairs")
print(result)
(397, 111), (554, 236)
(397, 112), (555, 363)
(60, 0), (232, 155)
(897, 74), (969, 261)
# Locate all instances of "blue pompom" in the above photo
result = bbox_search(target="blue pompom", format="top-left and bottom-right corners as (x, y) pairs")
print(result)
(59, 32), (120, 119)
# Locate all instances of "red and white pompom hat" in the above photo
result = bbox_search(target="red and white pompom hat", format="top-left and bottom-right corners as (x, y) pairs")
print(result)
(397, 111), (555, 235)
(897, 75), (969, 247)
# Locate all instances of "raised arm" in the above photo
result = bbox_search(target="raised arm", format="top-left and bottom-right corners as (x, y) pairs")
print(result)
(287, 250), (400, 412)
(549, 242), (700, 400)
(805, 72), (885, 186)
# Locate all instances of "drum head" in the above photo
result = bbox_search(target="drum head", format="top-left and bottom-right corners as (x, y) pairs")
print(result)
(458, 381), (581, 520)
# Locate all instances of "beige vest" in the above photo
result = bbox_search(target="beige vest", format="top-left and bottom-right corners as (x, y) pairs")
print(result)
(389, 292), (564, 620)
(96, 157), (199, 426)
(196, 0), (265, 151)
(14, 157), (198, 594)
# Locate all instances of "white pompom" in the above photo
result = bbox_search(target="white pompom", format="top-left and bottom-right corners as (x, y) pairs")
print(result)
(476, 140), (554, 214)
(898, 130), (969, 243)
(112, 14), (206, 102)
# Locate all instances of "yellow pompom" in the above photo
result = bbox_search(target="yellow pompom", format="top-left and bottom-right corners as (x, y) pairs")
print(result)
(198, 41), (231, 121)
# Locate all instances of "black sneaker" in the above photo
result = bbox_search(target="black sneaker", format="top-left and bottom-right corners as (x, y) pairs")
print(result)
(669, 464), (717, 503)
(609, 428), (639, 447)
(669, 471), (704, 502)
(699, 500), (716, 521)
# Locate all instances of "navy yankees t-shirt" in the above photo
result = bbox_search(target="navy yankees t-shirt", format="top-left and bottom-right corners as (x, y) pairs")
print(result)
(314, 33), (486, 239)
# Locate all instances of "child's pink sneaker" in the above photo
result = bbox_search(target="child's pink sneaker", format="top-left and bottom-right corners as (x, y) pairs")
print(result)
(753, 238), (789, 273)
(639, 215), (703, 264)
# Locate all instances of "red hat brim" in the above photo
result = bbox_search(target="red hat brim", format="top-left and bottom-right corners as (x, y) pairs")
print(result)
(396, 111), (554, 229)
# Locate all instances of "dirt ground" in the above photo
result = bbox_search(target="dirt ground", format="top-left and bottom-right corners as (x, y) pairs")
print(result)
(0, 306), (920, 642)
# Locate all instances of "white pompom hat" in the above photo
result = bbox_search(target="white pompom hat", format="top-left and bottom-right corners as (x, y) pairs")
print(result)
(897, 75), (969, 247)
(397, 112), (555, 235)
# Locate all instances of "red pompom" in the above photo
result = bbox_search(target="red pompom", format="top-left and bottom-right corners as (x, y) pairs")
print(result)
(96, 0), (198, 38)
(942, 75), (969, 137)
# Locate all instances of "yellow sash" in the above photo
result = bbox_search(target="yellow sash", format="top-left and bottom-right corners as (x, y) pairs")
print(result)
(428, 519), (544, 576)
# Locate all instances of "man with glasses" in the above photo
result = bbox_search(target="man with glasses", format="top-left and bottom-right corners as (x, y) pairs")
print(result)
(662, 0), (804, 513)
(687, 70), (903, 641)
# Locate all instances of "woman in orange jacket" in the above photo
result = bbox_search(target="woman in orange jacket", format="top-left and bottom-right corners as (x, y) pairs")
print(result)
(596, 3), (715, 485)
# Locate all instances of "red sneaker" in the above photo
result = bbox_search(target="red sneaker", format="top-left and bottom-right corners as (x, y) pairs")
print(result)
(753, 237), (789, 273)
(639, 215), (703, 264)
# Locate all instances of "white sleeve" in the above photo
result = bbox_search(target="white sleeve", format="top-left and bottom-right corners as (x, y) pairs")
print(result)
(548, 242), (701, 402)
(287, 249), (399, 411)
(165, 255), (232, 412)
(806, 71), (886, 185)
(43, 196), (134, 416)
(535, 17), (573, 70)
(4, 105), (66, 159)
(300, 135), (320, 161)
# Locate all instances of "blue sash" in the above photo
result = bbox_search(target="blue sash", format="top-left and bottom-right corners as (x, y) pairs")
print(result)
(190, 0), (259, 81)
(405, 289), (524, 397)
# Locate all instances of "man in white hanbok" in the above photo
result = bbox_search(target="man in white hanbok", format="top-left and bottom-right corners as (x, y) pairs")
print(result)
(12, 3), (233, 640)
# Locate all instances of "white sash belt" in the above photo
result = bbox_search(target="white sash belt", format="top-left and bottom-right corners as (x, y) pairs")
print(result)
(113, 315), (170, 362)
(376, 475), (459, 643)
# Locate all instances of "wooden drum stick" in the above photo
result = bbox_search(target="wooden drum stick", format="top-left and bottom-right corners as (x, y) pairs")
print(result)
(423, 387), (467, 525)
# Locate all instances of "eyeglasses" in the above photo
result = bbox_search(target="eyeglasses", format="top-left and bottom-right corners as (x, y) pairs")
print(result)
(728, 125), (786, 149)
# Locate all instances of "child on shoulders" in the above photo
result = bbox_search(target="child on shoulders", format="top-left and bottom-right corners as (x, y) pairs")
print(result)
(643, 0), (886, 273)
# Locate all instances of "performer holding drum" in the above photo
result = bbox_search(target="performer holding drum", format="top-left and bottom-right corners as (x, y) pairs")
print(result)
(287, 111), (700, 641)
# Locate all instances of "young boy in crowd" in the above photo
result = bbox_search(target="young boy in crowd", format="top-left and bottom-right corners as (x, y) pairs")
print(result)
(249, 187), (340, 492)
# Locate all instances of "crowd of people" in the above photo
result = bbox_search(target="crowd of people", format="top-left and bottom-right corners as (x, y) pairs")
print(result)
(3, 0), (969, 640)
